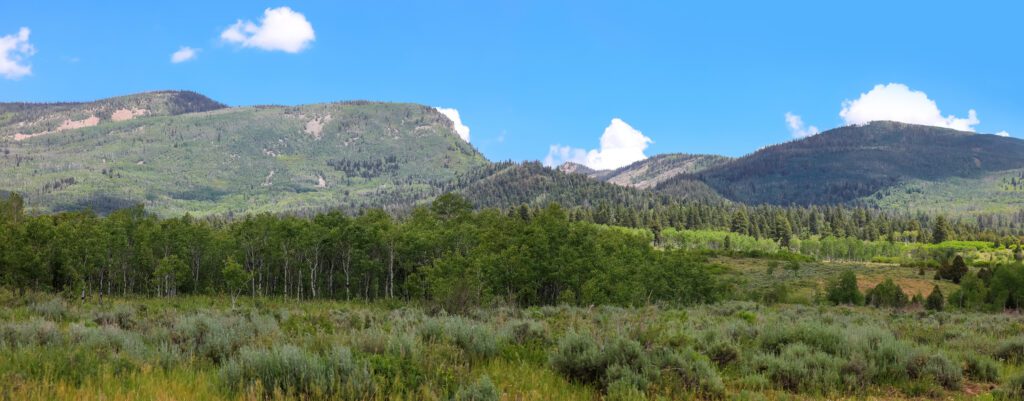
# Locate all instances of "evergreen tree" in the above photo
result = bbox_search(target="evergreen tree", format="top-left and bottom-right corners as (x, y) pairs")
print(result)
(826, 270), (864, 305)
(925, 285), (944, 311)
(932, 215), (952, 244)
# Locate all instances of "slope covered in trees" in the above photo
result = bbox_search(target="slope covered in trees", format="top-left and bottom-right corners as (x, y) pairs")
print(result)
(0, 93), (487, 216)
(697, 121), (1024, 206)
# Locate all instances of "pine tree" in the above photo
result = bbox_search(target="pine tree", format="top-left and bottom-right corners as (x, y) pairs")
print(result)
(932, 215), (952, 244)
(925, 285), (944, 311)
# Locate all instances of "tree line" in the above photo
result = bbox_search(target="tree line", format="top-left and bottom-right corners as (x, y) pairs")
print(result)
(0, 193), (724, 310)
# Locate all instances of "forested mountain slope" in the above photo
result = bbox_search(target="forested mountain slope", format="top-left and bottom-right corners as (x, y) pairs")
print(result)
(559, 153), (730, 189)
(0, 92), (487, 216)
(696, 121), (1024, 208)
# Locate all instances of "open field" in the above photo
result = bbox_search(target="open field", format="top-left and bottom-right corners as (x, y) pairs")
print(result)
(714, 257), (963, 303)
(2, 288), (1024, 401)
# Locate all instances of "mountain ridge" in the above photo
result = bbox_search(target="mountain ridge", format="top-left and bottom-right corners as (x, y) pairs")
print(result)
(3, 91), (1024, 217)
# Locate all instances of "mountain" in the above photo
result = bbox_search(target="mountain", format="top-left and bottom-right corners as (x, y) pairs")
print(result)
(453, 161), (675, 210)
(6, 91), (1024, 218)
(694, 121), (1024, 212)
(0, 91), (227, 141)
(596, 153), (731, 189)
(0, 92), (487, 216)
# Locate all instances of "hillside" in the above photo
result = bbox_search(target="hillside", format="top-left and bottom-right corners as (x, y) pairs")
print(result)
(599, 153), (731, 189)
(0, 93), (487, 216)
(452, 161), (680, 210)
(0, 91), (227, 141)
(696, 121), (1024, 208)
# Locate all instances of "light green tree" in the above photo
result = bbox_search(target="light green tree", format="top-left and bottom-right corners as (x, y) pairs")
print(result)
(222, 258), (251, 309)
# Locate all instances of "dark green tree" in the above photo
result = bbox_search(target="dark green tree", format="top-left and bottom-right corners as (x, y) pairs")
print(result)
(826, 270), (864, 305)
(925, 285), (944, 311)
(932, 215), (952, 244)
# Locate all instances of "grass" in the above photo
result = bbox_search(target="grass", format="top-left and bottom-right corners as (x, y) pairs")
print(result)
(2, 286), (1024, 400)
(714, 256), (962, 303)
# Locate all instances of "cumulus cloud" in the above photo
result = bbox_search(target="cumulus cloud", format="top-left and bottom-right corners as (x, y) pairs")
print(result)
(840, 83), (980, 131)
(221, 7), (315, 53)
(785, 112), (819, 138)
(435, 107), (470, 142)
(996, 131), (1011, 137)
(544, 118), (653, 170)
(0, 27), (35, 79)
(170, 46), (199, 63)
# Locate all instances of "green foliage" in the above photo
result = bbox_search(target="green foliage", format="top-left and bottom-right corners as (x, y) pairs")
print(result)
(864, 279), (908, 308)
(997, 371), (1024, 400)
(419, 317), (498, 360)
(220, 344), (372, 399)
(964, 354), (1000, 382)
(455, 375), (500, 401)
(2, 98), (486, 216)
(0, 294), (1022, 400)
(925, 285), (944, 311)
(995, 336), (1024, 363)
(936, 255), (969, 283)
(699, 121), (1024, 208)
(826, 270), (864, 305)
(221, 258), (250, 308)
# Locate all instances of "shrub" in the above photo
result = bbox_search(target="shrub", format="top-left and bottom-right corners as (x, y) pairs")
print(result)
(755, 343), (844, 393)
(965, 354), (1000, 382)
(220, 344), (371, 399)
(996, 336), (1024, 363)
(0, 318), (61, 347)
(455, 375), (500, 401)
(385, 332), (419, 359)
(759, 322), (848, 357)
(925, 285), (944, 311)
(705, 341), (740, 367)
(907, 353), (961, 390)
(172, 313), (236, 362)
(29, 297), (69, 321)
(603, 337), (649, 375)
(865, 279), (908, 308)
(606, 378), (647, 401)
(996, 372), (1024, 401)
(171, 312), (280, 363)
(502, 319), (548, 345)
(447, 318), (498, 359)
(69, 324), (146, 359)
(605, 364), (650, 392)
(550, 332), (604, 384)
(652, 348), (726, 399)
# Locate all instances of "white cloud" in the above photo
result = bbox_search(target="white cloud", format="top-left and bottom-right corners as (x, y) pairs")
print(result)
(435, 107), (470, 142)
(840, 83), (980, 131)
(785, 112), (819, 138)
(544, 118), (653, 170)
(221, 7), (315, 53)
(0, 27), (35, 79)
(996, 131), (1011, 137)
(170, 46), (199, 63)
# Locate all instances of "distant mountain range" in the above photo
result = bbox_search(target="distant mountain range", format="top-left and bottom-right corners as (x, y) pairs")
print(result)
(3, 91), (1023, 216)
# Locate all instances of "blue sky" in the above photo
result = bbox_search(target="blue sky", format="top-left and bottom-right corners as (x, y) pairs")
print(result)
(2, 1), (1022, 169)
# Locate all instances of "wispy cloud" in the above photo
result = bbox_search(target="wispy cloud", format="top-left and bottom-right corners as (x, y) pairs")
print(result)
(785, 112), (819, 138)
(170, 46), (199, 63)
